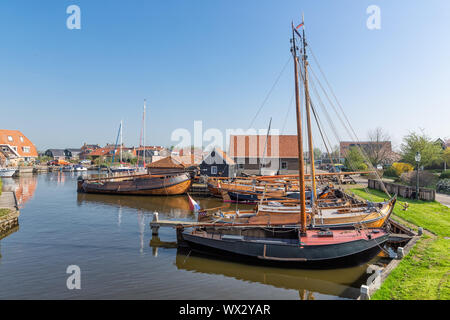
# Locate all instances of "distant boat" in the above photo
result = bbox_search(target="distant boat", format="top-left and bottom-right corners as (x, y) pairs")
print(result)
(62, 165), (74, 172)
(73, 165), (87, 172)
(110, 164), (136, 173)
(0, 167), (16, 177)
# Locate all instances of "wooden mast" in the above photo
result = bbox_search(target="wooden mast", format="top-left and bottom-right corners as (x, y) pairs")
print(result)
(301, 17), (318, 206)
(120, 120), (123, 163)
(143, 99), (146, 167)
(260, 117), (272, 174)
(291, 23), (307, 236)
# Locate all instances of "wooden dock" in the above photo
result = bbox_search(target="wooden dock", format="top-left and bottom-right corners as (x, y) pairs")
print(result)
(188, 183), (211, 197)
(13, 166), (34, 176)
(149, 212), (213, 235)
(34, 165), (49, 173)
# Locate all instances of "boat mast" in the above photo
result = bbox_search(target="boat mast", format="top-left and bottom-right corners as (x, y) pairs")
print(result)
(120, 120), (123, 163)
(291, 22), (307, 236)
(260, 117), (272, 173)
(143, 99), (146, 167)
(301, 16), (318, 206)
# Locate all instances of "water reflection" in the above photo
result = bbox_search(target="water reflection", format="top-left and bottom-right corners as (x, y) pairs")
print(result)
(1, 175), (37, 208)
(76, 192), (227, 220)
(138, 210), (145, 254)
(0, 172), (393, 300)
(0, 226), (19, 261)
(174, 248), (367, 299)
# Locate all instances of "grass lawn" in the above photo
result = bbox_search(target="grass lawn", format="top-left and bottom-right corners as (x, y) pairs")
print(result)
(349, 187), (450, 300)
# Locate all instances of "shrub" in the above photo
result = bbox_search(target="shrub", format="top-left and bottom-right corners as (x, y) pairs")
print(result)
(400, 171), (438, 188)
(383, 166), (398, 178)
(439, 171), (450, 180)
(392, 162), (414, 176)
(436, 179), (450, 194)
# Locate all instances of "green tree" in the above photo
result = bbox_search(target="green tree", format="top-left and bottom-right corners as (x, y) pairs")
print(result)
(400, 132), (443, 167)
(313, 148), (322, 160)
(443, 148), (450, 168)
(345, 147), (368, 171)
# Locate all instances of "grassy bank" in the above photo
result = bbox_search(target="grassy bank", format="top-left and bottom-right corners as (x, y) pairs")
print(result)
(350, 188), (450, 236)
(349, 188), (450, 300)
(372, 235), (449, 300)
(0, 208), (11, 218)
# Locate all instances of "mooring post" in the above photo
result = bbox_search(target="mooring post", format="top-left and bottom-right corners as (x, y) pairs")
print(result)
(418, 227), (423, 236)
(360, 285), (370, 300)
(176, 225), (187, 247)
(151, 212), (160, 236)
(397, 247), (405, 259)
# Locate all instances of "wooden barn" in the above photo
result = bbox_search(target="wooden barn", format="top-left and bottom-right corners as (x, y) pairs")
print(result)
(200, 147), (237, 177)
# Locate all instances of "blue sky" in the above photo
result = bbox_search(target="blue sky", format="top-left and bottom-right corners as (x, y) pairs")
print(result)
(0, 0), (449, 151)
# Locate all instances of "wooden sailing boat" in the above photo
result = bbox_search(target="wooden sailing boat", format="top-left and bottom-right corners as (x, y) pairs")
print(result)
(110, 120), (136, 173)
(77, 103), (193, 196)
(77, 171), (192, 195)
(179, 21), (390, 265)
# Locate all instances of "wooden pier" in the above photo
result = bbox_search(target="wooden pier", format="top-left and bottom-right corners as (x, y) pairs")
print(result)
(33, 165), (49, 173)
(149, 212), (214, 235)
(13, 166), (34, 177)
(188, 183), (211, 197)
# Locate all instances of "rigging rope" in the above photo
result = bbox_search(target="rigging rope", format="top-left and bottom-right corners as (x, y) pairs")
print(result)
(247, 55), (292, 129)
(306, 44), (390, 197)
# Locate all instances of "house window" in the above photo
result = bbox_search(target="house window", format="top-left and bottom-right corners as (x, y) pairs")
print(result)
(12, 146), (17, 152)
(281, 161), (288, 169)
(238, 163), (244, 169)
(22, 146), (30, 153)
(20, 136), (24, 142)
(7, 136), (13, 142)
(211, 166), (218, 175)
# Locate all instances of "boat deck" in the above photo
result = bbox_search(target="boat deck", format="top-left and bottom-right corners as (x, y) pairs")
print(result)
(188, 228), (386, 246)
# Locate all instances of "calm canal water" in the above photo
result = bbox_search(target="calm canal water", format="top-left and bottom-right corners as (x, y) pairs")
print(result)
(0, 172), (389, 300)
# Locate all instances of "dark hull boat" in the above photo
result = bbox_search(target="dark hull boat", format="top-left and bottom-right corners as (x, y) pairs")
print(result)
(77, 172), (192, 196)
(177, 21), (394, 268)
(181, 227), (388, 266)
(226, 190), (308, 204)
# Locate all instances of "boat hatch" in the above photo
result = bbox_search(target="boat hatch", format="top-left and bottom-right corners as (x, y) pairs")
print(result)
(317, 230), (334, 237)
(250, 239), (289, 244)
(221, 235), (244, 240)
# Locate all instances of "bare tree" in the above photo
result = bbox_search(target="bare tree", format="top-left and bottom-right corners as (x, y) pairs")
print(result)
(366, 127), (392, 166)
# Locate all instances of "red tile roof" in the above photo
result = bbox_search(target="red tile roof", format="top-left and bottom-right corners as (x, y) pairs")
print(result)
(89, 147), (116, 156)
(147, 156), (187, 168)
(229, 135), (298, 159)
(0, 129), (38, 157)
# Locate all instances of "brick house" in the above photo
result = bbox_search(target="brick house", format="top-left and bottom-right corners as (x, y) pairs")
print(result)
(228, 135), (302, 175)
(339, 141), (392, 158)
(0, 129), (38, 165)
(79, 143), (100, 159)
